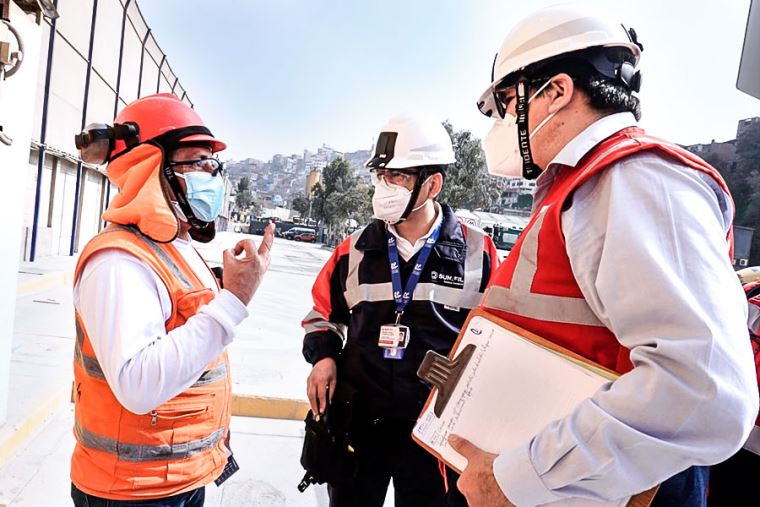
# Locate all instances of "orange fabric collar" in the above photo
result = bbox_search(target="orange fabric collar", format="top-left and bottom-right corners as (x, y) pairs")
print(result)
(102, 144), (180, 243)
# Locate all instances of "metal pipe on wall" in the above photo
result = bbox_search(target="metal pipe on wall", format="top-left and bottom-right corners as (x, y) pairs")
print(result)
(104, 0), (132, 229)
(136, 28), (151, 98)
(29, 0), (58, 262)
(156, 54), (165, 93)
(69, 0), (99, 256)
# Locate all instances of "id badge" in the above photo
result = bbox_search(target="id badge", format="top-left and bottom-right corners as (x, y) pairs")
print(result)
(378, 324), (409, 349)
(379, 324), (409, 360)
(378, 324), (410, 349)
(384, 347), (405, 360)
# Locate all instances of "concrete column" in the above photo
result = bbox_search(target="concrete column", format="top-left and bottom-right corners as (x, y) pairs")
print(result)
(0, 3), (42, 425)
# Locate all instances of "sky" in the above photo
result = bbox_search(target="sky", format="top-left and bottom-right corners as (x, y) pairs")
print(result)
(138, 0), (760, 162)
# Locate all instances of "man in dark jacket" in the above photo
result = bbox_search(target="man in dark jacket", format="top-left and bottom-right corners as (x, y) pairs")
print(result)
(301, 115), (498, 507)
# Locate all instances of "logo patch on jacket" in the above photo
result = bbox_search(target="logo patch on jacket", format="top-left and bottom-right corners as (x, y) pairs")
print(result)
(430, 270), (464, 288)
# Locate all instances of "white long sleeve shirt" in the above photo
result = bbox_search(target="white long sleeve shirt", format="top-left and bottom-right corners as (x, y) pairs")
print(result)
(73, 236), (248, 415)
(493, 113), (759, 505)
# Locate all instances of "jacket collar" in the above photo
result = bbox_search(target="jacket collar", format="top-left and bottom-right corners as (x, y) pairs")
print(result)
(355, 204), (466, 262)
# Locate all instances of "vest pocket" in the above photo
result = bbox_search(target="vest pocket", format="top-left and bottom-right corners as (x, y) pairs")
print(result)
(174, 288), (215, 323)
(149, 395), (215, 427)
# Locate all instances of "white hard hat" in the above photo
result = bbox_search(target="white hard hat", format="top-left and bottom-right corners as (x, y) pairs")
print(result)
(477, 4), (643, 118)
(366, 115), (456, 170)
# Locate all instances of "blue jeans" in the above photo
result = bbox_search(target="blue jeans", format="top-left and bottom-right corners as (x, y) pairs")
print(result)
(651, 466), (709, 507)
(71, 484), (204, 507)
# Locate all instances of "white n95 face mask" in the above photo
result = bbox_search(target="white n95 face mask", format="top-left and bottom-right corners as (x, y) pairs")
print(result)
(372, 178), (413, 224)
(483, 79), (555, 178)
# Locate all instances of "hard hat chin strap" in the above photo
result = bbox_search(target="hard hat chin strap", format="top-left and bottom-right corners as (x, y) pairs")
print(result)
(151, 126), (218, 235)
(515, 80), (547, 180)
(393, 173), (433, 224)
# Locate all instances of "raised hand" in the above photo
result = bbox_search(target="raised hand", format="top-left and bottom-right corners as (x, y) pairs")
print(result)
(222, 223), (275, 305)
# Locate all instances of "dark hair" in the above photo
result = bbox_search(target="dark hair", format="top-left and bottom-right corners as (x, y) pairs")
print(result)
(417, 164), (447, 182)
(521, 49), (642, 121)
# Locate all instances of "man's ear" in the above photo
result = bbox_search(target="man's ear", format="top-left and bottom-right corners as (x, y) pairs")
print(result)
(546, 73), (575, 114)
(427, 172), (444, 200)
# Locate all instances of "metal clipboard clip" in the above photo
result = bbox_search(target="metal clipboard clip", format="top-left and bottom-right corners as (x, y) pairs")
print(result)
(416, 344), (477, 417)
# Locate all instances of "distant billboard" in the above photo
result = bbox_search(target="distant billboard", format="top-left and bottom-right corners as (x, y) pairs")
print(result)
(738, 0), (760, 100)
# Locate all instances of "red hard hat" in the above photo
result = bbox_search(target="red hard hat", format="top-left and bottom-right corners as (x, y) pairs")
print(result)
(112, 93), (226, 157)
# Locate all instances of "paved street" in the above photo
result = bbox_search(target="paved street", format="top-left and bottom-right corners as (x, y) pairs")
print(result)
(0, 231), (341, 506)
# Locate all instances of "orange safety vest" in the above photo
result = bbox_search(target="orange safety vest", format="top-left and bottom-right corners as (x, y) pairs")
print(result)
(480, 127), (733, 374)
(71, 225), (232, 500)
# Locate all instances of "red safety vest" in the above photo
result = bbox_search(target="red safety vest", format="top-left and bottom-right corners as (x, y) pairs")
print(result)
(480, 127), (733, 374)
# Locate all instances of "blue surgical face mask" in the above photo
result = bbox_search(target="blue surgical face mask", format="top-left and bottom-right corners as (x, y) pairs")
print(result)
(175, 171), (225, 222)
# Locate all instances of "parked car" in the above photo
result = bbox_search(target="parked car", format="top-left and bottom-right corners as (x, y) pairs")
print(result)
(294, 231), (316, 242)
(285, 227), (317, 242)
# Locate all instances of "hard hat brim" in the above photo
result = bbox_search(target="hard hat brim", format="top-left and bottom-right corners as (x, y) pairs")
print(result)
(180, 133), (226, 153)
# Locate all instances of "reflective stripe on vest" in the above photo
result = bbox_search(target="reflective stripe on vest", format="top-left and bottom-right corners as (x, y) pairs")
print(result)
(482, 139), (643, 327)
(73, 227), (226, 389)
(302, 308), (347, 336)
(74, 419), (225, 462)
(480, 129), (733, 373)
(105, 225), (192, 289)
(72, 223), (230, 500)
(344, 227), (485, 309)
(483, 206), (604, 327)
(74, 315), (227, 388)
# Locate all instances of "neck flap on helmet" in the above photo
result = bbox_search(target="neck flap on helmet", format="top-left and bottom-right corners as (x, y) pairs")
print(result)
(102, 125), (219, 243)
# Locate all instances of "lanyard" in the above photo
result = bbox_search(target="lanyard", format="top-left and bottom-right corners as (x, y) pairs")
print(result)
(387, 222), (442, 318)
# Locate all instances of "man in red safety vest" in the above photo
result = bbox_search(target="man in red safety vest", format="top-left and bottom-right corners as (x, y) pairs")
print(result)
(448, 5), (759, 507)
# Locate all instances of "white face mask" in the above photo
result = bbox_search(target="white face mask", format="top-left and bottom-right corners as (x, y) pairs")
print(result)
(371, 176), (431, 225)
(372, 178), (413, 224)
(483, 80), (556, 178)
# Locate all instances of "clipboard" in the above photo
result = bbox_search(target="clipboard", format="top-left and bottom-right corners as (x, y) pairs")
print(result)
(413, 308), (659, 507)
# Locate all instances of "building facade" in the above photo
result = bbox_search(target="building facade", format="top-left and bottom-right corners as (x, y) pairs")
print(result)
(18, 0), (198, 261)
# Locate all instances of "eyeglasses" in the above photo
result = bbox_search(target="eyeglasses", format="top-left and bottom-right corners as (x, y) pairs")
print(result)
(492, 78), (551, 119)
(370, 168), (417, 186)
(167, 157), (224, 177)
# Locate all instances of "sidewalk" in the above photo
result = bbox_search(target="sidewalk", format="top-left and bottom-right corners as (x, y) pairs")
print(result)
(0, 256), (77, 470)
(0, 407), (328, 506)
(0, 248), (331, 506)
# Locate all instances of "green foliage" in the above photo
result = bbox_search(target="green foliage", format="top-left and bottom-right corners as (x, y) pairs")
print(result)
(311, 158), (372, 227)
(438, 121), (506, 211)
(234, 176), (253, 211)
(291, 193), (310, 216)
(249, 201), (263, 218)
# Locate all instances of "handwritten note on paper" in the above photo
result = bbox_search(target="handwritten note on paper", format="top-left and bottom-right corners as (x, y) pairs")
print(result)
(413, 315), (613, 473)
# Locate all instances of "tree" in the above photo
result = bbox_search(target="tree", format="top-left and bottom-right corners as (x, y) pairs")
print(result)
(291, 193), (310, 216)
(249, 201), (263, 219)
(311, 158), (365, 227)
(439, 121), (506, 211)
(325, 183), (374, 228)
(234, 176), (253, 211)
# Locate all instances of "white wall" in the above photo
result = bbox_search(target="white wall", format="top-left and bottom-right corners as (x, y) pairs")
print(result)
(22, 0), (194, 260)
(0, 3), (42, 424)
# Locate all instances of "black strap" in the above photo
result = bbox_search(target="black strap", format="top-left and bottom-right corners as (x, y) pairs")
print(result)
(515, 80), (542, 180)
(150, 126), (216, 231)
